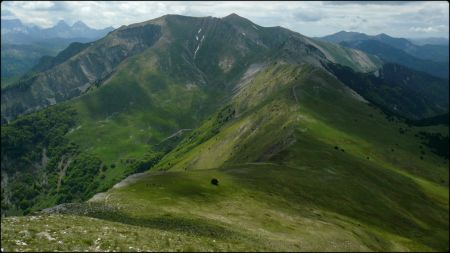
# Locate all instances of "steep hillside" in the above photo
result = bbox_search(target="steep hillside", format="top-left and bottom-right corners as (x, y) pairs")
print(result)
(109, 63), (449, 251)
(3, 63), (447, 251)
(1, 39), (101, 86)
(1, 38), (95, 89)
(326, 62), (449, 119)
(1, 23), (163, 122)
(1, 14), (381, 123)
(30, 42), (92, 73)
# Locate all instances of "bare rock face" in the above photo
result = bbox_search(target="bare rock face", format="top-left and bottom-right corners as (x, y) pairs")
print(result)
(1, 24), (163, 123)
(276, 36), (329, 67)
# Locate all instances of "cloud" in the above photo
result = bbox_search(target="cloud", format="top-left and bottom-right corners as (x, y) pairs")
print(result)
(323, 1), (418, 6)
(293, 11), (323, 22)
(409, 25), (448, 33)
(13, 1), (56, 11)
(0, 1), (448, 39)
(410, 26), (437, 32)
(1, 9), (16, 19)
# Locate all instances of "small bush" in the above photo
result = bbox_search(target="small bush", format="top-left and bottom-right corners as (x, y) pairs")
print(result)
(211, 178), (219, 186)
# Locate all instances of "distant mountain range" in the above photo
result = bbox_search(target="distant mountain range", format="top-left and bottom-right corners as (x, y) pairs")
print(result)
(319, 31), (449, 79)
(320, 31), (449, 62)
(408, 37), (449, 46)
(1, 19), (114, 44)
(1, 19), (114, 86)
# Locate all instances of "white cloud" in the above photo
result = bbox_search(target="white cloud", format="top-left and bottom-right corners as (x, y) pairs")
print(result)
(1, 9), (15, 19)
(410, 26), (437, 33)
(0, 1), (448, 38)
(409, 24), (448, 33)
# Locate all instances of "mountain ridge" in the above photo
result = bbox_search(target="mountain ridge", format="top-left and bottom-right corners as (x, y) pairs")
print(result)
(321, 30), (449, 64)
(1, 13), (448, 252)
(1, 14), (382, 123)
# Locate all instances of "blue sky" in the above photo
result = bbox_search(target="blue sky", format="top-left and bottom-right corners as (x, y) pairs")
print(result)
(1, 1), (449, 38)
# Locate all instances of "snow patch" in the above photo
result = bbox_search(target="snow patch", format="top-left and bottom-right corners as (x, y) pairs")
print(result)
(195, 35), (198, 41)
(194, 45), (201, 59)
(194, 35), (206, 59)
(197, 28), (202, 34)
(252, 25), (259, 30)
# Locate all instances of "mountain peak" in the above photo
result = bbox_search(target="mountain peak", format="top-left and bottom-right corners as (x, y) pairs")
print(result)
(376, 33), (391, 38)
(225, 13), (241, 18)
(223, 13), (248, 21)
(72, 21), (89, 29)
(55, 20), (69, 28)
(222, 13), (255, 27)
(321, 30), (370, 43)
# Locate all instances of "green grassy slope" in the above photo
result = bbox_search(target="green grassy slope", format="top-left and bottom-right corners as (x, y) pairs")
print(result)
(3, 63), (447, 251)
(63, 16), (269, 190)
(1, 14), (269, 214)
(124, 63), (449, 251)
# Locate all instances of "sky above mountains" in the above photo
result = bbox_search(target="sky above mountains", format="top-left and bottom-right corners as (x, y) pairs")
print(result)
(1, 1), (449, 39)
